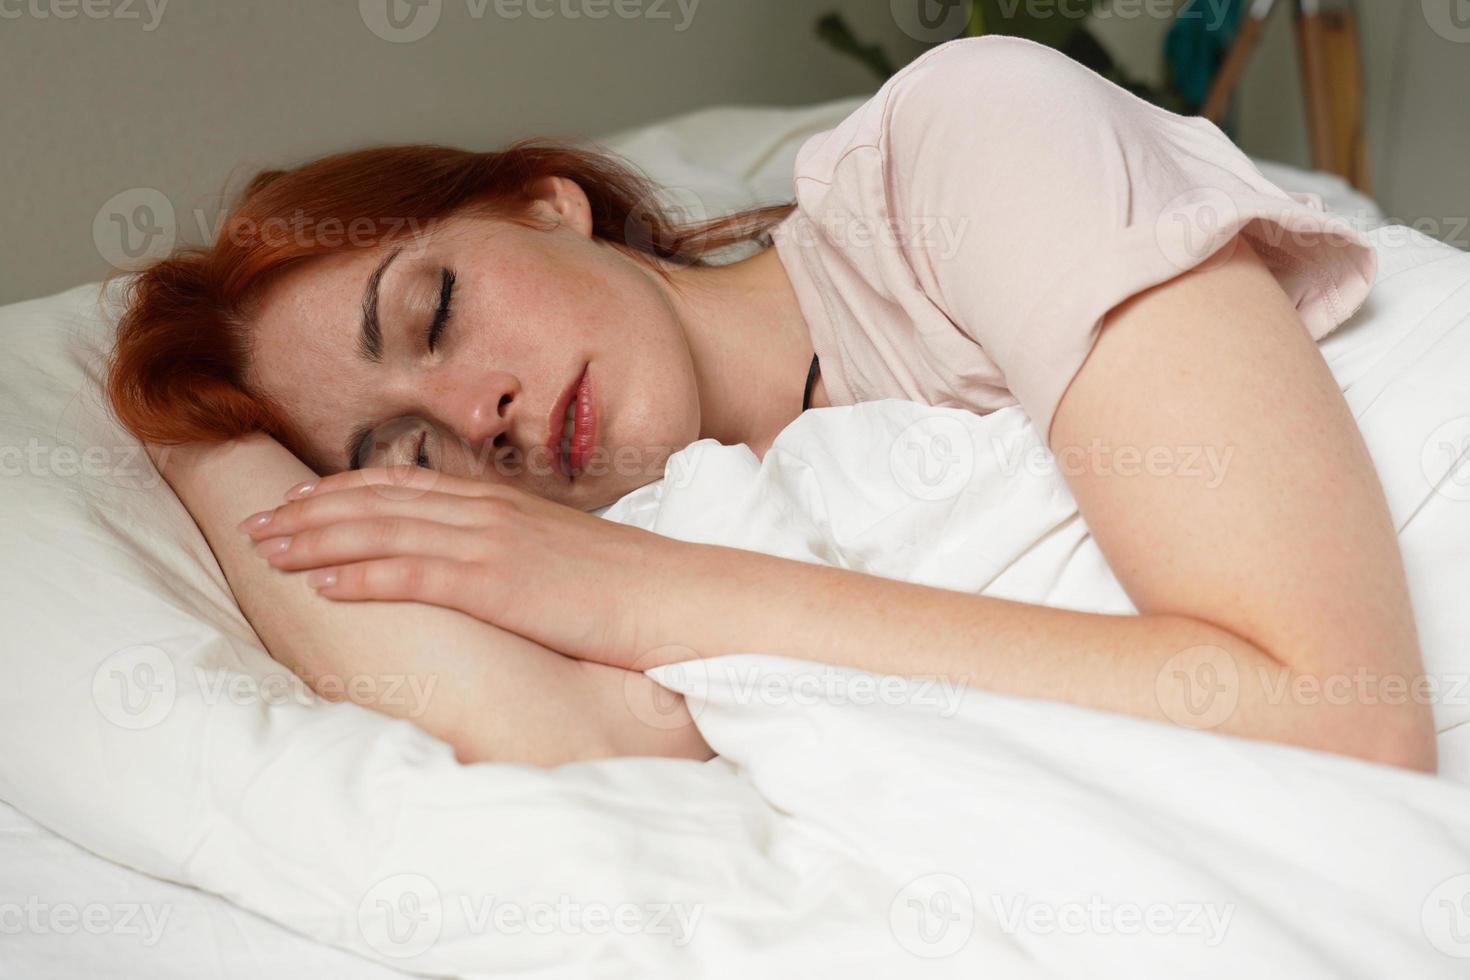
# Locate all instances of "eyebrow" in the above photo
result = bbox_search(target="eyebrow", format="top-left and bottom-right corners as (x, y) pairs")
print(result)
(357, 246), (404, 364)
(343, 247), (405, 469)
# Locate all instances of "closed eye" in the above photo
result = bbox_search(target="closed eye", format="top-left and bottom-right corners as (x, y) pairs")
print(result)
(427, 266), (455, 353)
(348, 268), (453, 472)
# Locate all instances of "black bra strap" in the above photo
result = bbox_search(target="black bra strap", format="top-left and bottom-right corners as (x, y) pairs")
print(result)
(801, 353), (821, 412)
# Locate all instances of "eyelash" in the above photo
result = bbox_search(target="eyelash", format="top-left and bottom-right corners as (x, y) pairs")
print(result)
(426, 266), (455, 354)
(415, 267), (455, 469)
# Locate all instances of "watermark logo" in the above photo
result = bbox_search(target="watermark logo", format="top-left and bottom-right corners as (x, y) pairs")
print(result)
(1421, 416), (1470, 502)
(889, 415), (974, 502)
(1423, 873), (1470, 958)
(1423, 0), (1470, 43)
(627, 646), (709, 731)
(1155, 187), (1243, 274)
(889, 873), (974, 958)
(891, 0), (973, 43)
(1155, 644), (1239, 730)
(623, 184), (709, 260)
(359, 874), (443, 959)
(92, 645), (176, 730)
(93, 188), (176, 272)
(359, 0), (442, 42)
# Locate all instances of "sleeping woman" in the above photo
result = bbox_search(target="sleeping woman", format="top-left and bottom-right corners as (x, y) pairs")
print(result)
(105, 37), (1436, 771)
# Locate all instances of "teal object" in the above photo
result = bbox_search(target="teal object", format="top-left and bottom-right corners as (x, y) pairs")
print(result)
(1165, 0), (1247, 132)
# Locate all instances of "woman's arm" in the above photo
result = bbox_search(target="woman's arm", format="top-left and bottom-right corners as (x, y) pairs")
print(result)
(231, 240), (1435, 771)
(151, 433), (711, 766)
(628, 239), (1435, 771)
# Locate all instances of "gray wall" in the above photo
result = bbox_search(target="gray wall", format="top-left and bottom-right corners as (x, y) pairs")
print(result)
(2, 1), (1463, 307)
(0, 0), (928, 305)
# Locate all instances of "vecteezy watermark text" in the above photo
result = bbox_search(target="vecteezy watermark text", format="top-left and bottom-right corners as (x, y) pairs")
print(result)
(0, 898), (172, 947)
(992, 894), (1235, 946)
(0, 0), (167, 30)
(994, 437), (1235, 489)
(358, 0), (702, 43)
(357, 873), (703, 959)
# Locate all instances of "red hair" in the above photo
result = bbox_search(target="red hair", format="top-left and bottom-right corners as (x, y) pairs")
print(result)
(105, 139), (795, 463)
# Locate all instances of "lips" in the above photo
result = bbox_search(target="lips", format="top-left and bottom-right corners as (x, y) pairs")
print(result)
(545, 363), (596, 479)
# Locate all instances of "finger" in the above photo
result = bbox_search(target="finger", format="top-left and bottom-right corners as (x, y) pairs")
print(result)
(244, 487), (509, 540)
(284, 465), (486, 503)
(258, 517), (480, 572)
(307, 557), (473, 610)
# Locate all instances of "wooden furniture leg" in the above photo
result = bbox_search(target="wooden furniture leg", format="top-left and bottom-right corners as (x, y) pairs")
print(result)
(1201, 0), (1277, 124)
(1200, 0), (1372, 195)
(1297, 2), (1372, 193)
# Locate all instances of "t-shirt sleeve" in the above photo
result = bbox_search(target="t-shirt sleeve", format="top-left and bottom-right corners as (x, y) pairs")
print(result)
(879, 36), (1377, 439)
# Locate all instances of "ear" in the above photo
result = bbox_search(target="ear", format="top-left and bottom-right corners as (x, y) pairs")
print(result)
(526, 175), (593, 237)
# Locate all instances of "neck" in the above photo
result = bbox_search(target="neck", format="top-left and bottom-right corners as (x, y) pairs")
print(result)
(655, 244), (820, 458)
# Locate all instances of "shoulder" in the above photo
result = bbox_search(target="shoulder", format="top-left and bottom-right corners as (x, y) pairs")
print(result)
(786, 37), (1111, 187)
(873, 36), (1186, 214)
(878, 35), (1120, 136)
(887, 34), (1091, 89)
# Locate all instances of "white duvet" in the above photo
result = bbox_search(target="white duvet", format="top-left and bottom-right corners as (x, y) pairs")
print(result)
(2, 99), (1469, 978)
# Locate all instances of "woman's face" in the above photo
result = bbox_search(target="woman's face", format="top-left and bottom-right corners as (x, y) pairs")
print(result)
(246, 179), (701, 511)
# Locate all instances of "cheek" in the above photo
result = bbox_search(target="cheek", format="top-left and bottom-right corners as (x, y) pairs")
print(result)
(491, 252), (667, 370)
(466, 256), (601, 358)
(476, 239), (698, 444)
(249, 339), (335, 437)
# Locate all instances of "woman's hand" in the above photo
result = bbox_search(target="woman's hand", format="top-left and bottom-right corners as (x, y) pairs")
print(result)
(141, 436), (710, 764)
(239, 465), (691, 669)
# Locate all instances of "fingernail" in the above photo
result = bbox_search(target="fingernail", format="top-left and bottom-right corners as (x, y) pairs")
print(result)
(306, 569), (337, 588)
(286, 480), (317, 499)
(238, 511), (273, 533)
(253, 537), (291, 557)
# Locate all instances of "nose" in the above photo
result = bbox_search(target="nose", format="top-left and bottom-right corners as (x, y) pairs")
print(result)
(431, 369), (523, 457)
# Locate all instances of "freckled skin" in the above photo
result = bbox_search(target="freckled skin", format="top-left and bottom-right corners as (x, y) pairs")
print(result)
(247, 181), (702, 512)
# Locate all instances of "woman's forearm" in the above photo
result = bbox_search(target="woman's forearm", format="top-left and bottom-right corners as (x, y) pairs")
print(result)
(631, 244), (1435, 773)
(642, 543), (1435, 770)
(151, 434), (711, 766)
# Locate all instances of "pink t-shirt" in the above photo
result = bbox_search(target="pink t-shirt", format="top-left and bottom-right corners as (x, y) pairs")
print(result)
(770, 36), (1376, 439)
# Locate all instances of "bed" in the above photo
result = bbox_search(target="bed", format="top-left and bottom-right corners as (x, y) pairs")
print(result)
(2, 95), (1469, 979)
